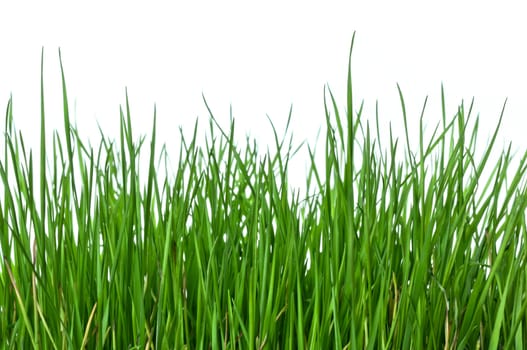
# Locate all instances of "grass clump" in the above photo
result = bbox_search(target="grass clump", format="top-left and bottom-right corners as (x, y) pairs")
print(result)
(1, 36), (527, 349)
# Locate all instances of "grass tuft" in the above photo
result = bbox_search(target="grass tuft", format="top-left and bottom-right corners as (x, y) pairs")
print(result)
(1, 36), (526, 348)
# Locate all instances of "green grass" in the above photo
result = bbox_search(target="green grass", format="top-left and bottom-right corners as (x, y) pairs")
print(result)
(2, 36), (527, 349)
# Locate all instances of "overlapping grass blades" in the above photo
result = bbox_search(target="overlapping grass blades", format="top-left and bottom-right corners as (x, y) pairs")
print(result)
(1, 38), (527, 348)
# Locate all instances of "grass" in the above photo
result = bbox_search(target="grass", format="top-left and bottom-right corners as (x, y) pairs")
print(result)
(1, 35), (527, 348)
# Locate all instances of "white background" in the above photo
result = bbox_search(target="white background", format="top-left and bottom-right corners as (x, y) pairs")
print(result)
(1, 2), (526, 195)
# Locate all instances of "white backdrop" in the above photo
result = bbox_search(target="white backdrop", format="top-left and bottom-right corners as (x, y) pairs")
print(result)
(1, 2), (526, 195)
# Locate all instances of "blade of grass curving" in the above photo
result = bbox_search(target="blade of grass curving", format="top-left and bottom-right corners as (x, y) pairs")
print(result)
(58, 49), (77, 205)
